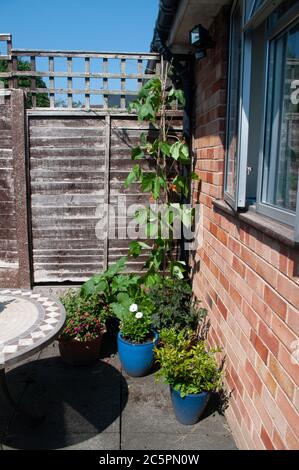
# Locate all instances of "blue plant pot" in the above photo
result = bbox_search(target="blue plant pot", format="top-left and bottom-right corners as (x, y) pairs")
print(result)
(170, 387), (210, 425)
(117, 330), (159, 377)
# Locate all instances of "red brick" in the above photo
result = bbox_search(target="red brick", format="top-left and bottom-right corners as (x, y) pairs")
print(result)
(250, 330), (268, 363)
(258, 321), (279, 357)
(229, 283), (242, 308)
(253, 391), (274, 435)
(264, 285), (287, 320)
(271, 314), (297, 353)
(230, 366), (244, 396)
(261, 426), (275, 450)
(217, 296), (228, 320)
(276, 274), (299, 310)
(255, 259), (277, 289)
(218, 271), (229, 291)
(285, 426), (299, 450)
(256, 355), (277, 398)
(252, 293), (272, 326)
(228, 236), (241, 256)
(278, 343), (299, 387)
(243, 301), (259, 332)
(276, 389), (299, 439)
(268, 353), (294, 400)
(245, 268), (264, 298)
(217, 226), (228, 246)
(272, 429), (286, 450)
(245, 359), (263, 394)
(240, 245), (257, 270)
(279, 245), (289, 274)
(232, 256), (246, 278)
(287, 306), (299, 336)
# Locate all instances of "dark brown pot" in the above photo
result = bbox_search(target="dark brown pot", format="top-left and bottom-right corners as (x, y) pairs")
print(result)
(59, 329), (105, 366)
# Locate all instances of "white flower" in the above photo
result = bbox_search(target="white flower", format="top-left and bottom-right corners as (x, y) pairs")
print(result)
(135, 312), (143, 319)
(129, 303), (138, 313)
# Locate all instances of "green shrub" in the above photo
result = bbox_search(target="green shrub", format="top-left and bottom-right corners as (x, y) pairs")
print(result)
(155, 328), (222, 397)
(147, 277), (207, 331)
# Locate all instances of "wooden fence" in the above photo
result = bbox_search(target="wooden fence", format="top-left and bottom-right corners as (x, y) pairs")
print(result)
(0, 36), (183, 287)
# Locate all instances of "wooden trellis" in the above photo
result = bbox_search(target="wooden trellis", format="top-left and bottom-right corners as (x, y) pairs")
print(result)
(0, 33), (161, 109)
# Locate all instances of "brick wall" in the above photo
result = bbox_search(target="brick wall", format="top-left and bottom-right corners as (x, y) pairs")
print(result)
(192, 7), (299, 450)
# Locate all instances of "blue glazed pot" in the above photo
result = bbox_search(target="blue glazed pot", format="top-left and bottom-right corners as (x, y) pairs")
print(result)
(171, 387), (210, 425)
(117, 330), (159, 377)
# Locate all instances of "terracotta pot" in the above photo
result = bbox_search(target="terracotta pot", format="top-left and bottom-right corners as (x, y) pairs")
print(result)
(59, 329), (105, 366)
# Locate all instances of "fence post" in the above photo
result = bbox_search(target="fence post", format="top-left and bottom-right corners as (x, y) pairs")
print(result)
(11, 89), (31, 288)
(103, 114), (111, 271)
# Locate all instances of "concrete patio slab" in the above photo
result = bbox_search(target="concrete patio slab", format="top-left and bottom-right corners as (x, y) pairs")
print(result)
(0, 340), (237, 450)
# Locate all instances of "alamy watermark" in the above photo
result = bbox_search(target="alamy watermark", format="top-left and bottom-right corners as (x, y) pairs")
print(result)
(0, 80), (5, 105)
(93, 196), (203, 251)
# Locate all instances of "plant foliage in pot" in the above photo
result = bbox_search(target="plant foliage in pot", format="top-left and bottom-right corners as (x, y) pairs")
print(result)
(59, 289), (106, 366)
(155, 328), (223, 425)
(117, 303), (158, 377)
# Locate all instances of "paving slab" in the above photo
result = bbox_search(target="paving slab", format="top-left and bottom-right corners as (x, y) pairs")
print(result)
(121, 371), (237, 450)
(0, 338), (237, 450)
(0, 341), (124, 450)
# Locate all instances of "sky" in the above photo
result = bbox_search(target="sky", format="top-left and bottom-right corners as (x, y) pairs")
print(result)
(0, 0), (160, 52)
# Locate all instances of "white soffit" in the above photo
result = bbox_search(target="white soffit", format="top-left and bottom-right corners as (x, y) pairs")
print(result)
(168, 0), (230, 53)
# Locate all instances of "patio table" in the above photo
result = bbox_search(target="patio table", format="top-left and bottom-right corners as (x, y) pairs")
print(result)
(0, 288), (66, 423)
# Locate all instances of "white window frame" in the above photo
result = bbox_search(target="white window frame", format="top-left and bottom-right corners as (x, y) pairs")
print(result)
(224, 0), (251, 210)
(255, 2), (299, 233)
(225, 0), (299, 242)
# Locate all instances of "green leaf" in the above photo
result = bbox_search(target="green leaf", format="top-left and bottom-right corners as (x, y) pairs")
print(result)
(153, 176), (161, 200)
(181, 207), (194, 228)
(179, 144), (189, 162)
(125, 164), (141, 188)
(169, 261), (186, 279)
(146, 222), (158, 238)
(159, 141), (171, 156)
(141, 173), (155, 192)
(128, 240), (151, 257)
(135, 208), (148, 225)
(105, 256), (127, 278)
(140, 132), (148, 147)
(191, 172), (199, 181)
(170, 141), (180, 161)
(173, 175), (189, 198)
(131, 146), (144, 160)
(175, 89), (186, 106)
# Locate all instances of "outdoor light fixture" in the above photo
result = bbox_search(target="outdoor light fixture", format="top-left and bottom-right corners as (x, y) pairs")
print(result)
(189, 24), (215, 60)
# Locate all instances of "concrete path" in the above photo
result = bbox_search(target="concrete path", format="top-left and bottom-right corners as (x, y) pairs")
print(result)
(0, 333), (237, 450)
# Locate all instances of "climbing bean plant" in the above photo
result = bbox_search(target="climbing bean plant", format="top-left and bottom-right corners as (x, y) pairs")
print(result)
(125, 63), (198, 284)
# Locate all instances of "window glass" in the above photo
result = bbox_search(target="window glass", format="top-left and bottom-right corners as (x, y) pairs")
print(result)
(225, 2), (242, 202)
(263, 21), (299, 212)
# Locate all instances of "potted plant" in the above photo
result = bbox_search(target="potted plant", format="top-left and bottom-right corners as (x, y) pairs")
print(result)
(147, 276), (207, 331)
(155, 328), (223, 425)
(58, 289), (106, 366)
(117, 303), (158, 377)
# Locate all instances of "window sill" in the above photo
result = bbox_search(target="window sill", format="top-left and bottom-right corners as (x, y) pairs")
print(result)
(213, 199), (297, 247)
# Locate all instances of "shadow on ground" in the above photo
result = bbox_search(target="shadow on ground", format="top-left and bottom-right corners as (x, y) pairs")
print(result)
(0, 356), (127, 450)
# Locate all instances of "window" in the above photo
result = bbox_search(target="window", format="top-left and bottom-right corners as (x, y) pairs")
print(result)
(262, 21), (299, 216)
(224, 0), (299, 241)
(224, 1), (242, 206)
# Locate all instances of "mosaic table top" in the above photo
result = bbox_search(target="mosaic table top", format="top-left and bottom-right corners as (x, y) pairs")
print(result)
(0, 289), (66, 368)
